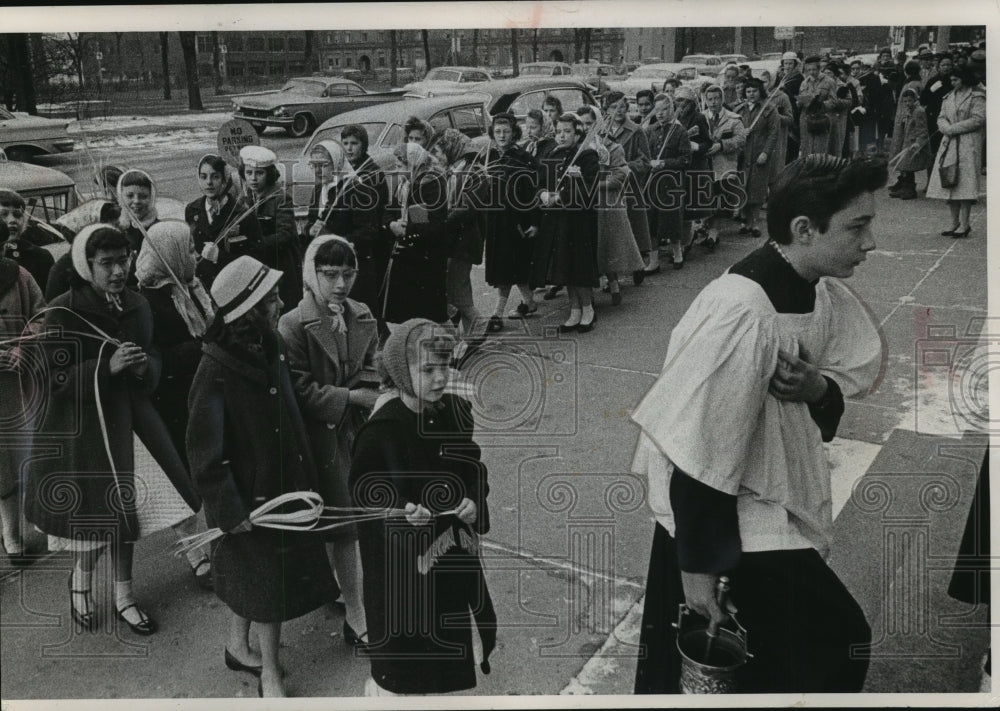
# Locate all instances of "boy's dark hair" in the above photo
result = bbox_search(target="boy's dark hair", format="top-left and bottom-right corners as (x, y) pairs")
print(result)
(403, 116), (429, 139)
(84, 226), (131, 259)
(767, 155), (888, 245)
(542, 95), (563, 113)
(636, 89), (655, 103)
(99, 202), (122, 225)
(340, 124), (369, 153)
(314, 239), (358, 269)
(904, 60), (922, 79)
(121, 171), (153, 191)
(98, 165), (125, 194)
(602, 90), (626, 110)
(952, 65), (980, 87)
(576, 105), (597, 122)
(0, 189), (26, 210)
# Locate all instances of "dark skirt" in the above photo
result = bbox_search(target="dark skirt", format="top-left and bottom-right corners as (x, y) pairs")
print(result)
(532, 211), (599, 289)
(211, 527), (336, 623)
(484, 221), (534, 286)
(635, 523), (871, 694)
(948, 451), (990, 606)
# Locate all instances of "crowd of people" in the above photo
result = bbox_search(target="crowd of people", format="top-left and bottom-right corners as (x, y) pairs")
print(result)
(0, 40), (987, 699)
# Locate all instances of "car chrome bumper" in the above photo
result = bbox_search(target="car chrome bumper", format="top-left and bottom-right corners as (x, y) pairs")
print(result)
(233, 112), (293, 127)
(53, 140), (75, 152)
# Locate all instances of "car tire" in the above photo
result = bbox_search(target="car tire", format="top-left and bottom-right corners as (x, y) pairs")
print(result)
(287, 114), (315, 138)
(251, 123), (266, 136)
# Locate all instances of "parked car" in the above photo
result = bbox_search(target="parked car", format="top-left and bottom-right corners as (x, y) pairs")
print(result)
(761, 52), (784, 61)
(745, 59), (783, 83)
(606, 63), (701, 98)
(231, 76), (407, 138)
(472, 76), (597, 120)
(682, 54), (725, 77)
(402, 66), (493, 98)
(519, 61), (574, 77)
(720, 54), (750, 65)
(0, 106), (75, 162)
(570, 62), (619, 95)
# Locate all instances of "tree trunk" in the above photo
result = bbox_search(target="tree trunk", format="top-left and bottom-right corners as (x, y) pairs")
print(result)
(573, 29), (583, 62)
(159, 32), (171, 99)
(532, 29), (539, 62)
(304, 30), (314, 72)
(421, 30), (432, 72)
(9, 34), (37, 114)
(472, 29), (479, 66)
(211, 31), (223, 94)
(734, 27), (742, 55)
(584, 29), (592, 62)
(510, 29), (519, 77)
(389, 30), (398, 86)
(178, 32), (203, 110)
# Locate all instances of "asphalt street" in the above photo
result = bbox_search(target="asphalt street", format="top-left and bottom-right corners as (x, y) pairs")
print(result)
(1, 117), (993, 701)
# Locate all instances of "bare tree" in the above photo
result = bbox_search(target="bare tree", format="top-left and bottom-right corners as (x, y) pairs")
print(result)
(532, 29), (539, 62)
(584, 29), (592, 62)
(573, 29), (583, 62)
(304, 31), (315, 72)
(510, 28), (520, 77)
(7, 34), (37, 113)
(63, 33), (89, 89)
(211, 31), (223, 94)
(421, 30), (432, 72)
(389, 30), (398, 86)
(178, 32), (203, 110)
(159, 32), (171, 99)
(472, 29), (479, 66)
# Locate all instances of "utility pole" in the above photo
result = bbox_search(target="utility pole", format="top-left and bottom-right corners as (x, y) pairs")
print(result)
(734, 27), (742, 55)
(935, 26), (950, 53)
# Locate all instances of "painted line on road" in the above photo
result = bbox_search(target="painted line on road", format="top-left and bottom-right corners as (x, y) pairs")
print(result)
(878, 241), (958, 328)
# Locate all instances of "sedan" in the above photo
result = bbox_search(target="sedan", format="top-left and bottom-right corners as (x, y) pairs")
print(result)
(0, 106), (75, 162)
(682, 54), (725, 77)
(605, 63), (701, 98)
(232, 76), (406, 138)
(403, 66), (493, 98)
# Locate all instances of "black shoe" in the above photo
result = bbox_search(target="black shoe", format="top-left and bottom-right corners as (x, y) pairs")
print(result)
(543, 285), (563, 300)
(577, 312), (597, 334)
(738, 225), (750, 235)
(673, 259), (684, 270)
(558, 322), (579, 334)
(749, 227), (762, 238)
(509, 302), (538, 318)
(485, 315), (504, 333)
(192, 557), (213, 592)
(705, 238), (717, 253)
(225, 648), (263, 677)
(632, 269), (645, 285)
(951, 228), (972, 239)
(258, 678), (263, 698)
(68, 574), (95, 632)
(116, 603), (158, 636)
(897, 188), (917, 200)
(610, 282), (622, 305)
(343, 620), (368, 648)
(941, 227), (961, 236)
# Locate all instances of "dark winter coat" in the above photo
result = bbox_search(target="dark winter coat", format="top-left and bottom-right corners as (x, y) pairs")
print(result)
(186, 336), (336, 622)
(644, 120), (692, 244)
(3, 236), (54, 295)
(675, 109), (714, 221)
(350, 394), (495, 694)
(24, 285), (199, 541)
(481, 144), (540, 287)
(604, 119), (653, 253)
(443, 150), (488, 265)
(531, 144), (601, 288)
(185, 195), (262, 288)
(241, 192), (302, 314)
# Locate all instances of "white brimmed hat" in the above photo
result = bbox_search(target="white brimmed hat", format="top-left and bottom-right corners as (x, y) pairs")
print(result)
(239, 145), (278, 169)
(781, 51), (800, 63)
(211, 255), (283, 323)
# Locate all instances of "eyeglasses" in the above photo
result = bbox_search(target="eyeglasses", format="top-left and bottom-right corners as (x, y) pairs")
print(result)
(317, 268), (357, 281)
(92, 255), (133, 271)
(0, 208), (25, 220)
(308, 161), (333, 168)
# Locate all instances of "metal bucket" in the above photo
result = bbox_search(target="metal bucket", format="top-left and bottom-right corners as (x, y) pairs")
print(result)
(673, 604), (751, 694)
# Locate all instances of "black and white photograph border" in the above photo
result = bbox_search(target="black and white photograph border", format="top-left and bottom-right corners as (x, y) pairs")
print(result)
(1, 1), (998, 708)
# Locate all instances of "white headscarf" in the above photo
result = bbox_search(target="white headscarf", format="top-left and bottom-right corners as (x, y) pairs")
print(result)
(301, 233), (357, 333)
(71, 223), (127, 311)
(135, 219), (215, 337)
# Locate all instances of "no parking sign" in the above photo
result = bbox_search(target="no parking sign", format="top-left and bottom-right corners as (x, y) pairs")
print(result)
(217, 119), (260, 167)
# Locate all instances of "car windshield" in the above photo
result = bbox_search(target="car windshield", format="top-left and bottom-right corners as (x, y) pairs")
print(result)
(23, 190), (72, 222)
(632, 66), (676, 79)
(521, 65), (552, 75)
(426, 69), (462, 82)
(280, 79), (327, 96)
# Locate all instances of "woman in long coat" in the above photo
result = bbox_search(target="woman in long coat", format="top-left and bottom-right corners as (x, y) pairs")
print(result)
(383, 142), (450, 325)
(0, 241), (44, 562)
(797, 57), (840, 157)
(823, 63), (856, 158)
(25, 225), (200, 636)
(672, 87), (713, 246)
(761, 70), (795, 185)
(532, 112), (601, 333)
(350, 319), (495, 696)
(238, 146), (302, 314)
(136, 219), (217, 589)
(577, 106), (643, 305)
(278, 235), (379, 648)
(601, 91), (656, 275)
(305, 128), (390, 321)
(738, 78), (780, 238)
(187, 256), (335, 697)
(644, 95), (692, 268)
(926, 67), (986, 238)
(481, 113), (541, 332)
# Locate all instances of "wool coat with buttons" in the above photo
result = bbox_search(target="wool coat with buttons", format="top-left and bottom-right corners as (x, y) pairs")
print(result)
(278, 294), (378, 538)
(186, 335), (336, 622)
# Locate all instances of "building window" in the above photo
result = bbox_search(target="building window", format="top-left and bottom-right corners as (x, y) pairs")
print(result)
(361, 32), (368, 42)
(227, 36), (243, 52)
(247, 36), (265, 52)
(288, 36), (304, 52)
(268, 37), (284, 52)
(378, 31), (384, 42)
(378, 54), (386, 67)
(345, 32), (351, 43)
(270, 61), (283, 76)
(229, 63), (244, 77)
(346, 56), (352, 67)
(196, 35), (211, 53)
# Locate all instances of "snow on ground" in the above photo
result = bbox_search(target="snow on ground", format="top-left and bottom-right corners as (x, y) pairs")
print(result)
(67, 111), (232, 134)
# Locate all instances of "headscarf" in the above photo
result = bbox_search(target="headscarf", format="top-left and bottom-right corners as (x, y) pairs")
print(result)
(71, 223), (126, 311)
(434, 128), (471, 168)
(314, 140), (348, 175)
(135, 219), (215, 337)
(376, 317), (455, 400)
(116, 169), (158, 230)
(301, 233), (357, 333)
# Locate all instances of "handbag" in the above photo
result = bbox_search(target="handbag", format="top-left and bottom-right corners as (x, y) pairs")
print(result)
(805, 110), (831, 135)
(938, 135), (959, 189)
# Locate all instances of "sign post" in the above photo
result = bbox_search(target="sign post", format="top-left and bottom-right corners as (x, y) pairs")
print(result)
(774, 27), (795, 41)
(217, 118), (260, 167)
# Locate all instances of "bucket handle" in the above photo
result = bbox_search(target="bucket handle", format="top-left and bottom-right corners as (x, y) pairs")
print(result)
(673, 604), (753, 659)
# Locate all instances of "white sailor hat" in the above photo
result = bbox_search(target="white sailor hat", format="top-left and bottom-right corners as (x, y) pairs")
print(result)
(239, 145), (278, 169)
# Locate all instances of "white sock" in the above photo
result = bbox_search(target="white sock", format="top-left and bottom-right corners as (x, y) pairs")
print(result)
(494, 295), (508, 317)
(563, 308), (582, 327)
(72, 564), (92, 593)
(647, 250), (660, 268)
(581, 304), (595, 323)
(115, 579), (135, 611)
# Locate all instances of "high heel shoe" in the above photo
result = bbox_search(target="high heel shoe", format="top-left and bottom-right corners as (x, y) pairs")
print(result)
(68, 574), (95, 631)
(225, 648), (262, 677)
(941, 226), (961, 236)
(577, 311), (597, 334)
(951, 227), (972, 239)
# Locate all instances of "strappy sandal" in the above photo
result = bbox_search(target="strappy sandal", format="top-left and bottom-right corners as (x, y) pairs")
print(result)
(68, 575), (95, 631)
(116, 603), (158, 636)
(486, 315), (504, 333)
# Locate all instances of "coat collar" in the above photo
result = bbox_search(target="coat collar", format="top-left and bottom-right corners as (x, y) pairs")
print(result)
(69, 284), (144, 317)
(298, 293), (376, 369)
(202, 341), (269, 384)
(605, 119), (640, 140)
